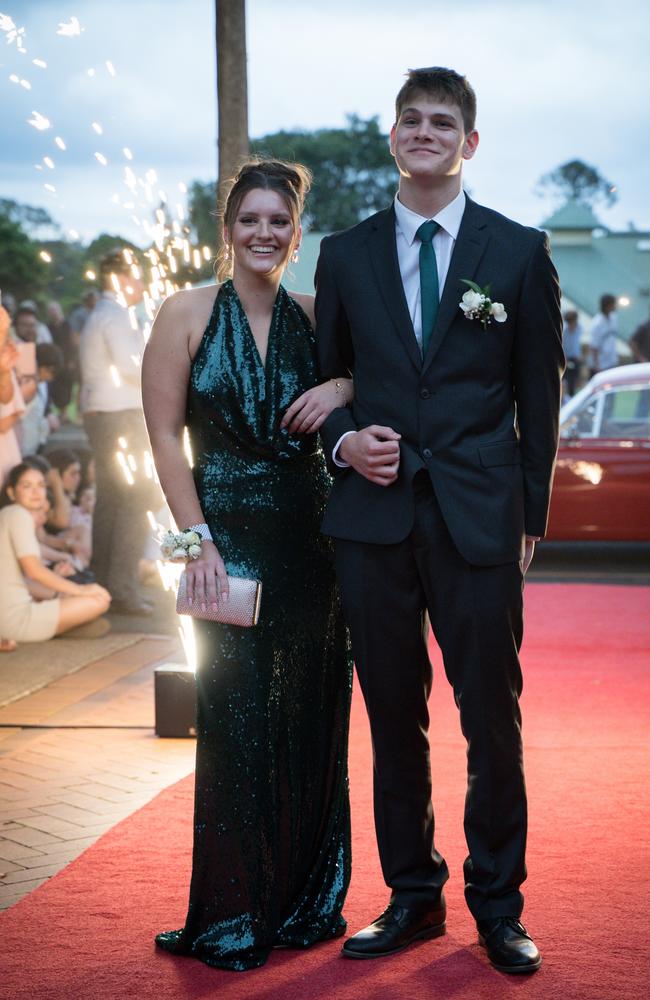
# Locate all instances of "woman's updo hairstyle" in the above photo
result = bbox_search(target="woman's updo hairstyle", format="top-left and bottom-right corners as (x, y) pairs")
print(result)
(217, 158), (312, 281)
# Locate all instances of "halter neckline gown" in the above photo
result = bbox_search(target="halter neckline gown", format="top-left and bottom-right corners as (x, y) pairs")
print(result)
(155, 280), (352, 971)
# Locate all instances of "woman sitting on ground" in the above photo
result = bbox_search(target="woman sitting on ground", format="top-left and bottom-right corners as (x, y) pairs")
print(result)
(27, 452), (92, 568)
(0, 462), (111, 645)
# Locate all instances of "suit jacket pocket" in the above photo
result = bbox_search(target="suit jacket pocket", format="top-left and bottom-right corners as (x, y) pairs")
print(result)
(478, 440), (522, 467)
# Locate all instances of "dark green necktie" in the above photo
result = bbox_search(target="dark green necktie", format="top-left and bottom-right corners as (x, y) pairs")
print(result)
(416, 219), (440, 356)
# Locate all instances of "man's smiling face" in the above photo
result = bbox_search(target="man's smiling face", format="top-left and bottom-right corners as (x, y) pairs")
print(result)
(390, 94), (478, 181)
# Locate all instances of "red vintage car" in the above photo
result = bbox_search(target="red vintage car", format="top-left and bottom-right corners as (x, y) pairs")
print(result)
(546, 362), (650, 540)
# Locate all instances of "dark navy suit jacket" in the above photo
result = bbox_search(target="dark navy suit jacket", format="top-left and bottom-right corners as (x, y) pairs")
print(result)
(314, 197), (564, 566)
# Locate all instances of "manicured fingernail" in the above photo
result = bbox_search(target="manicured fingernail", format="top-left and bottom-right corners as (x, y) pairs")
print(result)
(222, 591), (228, 601)
(211, 602), (218, 610)
(201, 603), (206, 612)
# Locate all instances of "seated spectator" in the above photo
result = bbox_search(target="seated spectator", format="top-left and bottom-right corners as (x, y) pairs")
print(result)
(75, 446), (96, 495)
(33, 496), (93, 582)
(18, 343), (63, 457)
(42, 447), (82, 530)
(71, 483), (95, 534)
(0, 463), (111, 645)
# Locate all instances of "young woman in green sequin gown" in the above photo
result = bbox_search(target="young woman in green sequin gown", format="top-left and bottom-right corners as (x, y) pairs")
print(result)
(142, 160), (353, 971)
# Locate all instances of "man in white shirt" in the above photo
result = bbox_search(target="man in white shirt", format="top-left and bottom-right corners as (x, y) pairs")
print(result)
(589, 293), (618, 376)
(80, 250), (153, 614)
(315, 66), (563, 974)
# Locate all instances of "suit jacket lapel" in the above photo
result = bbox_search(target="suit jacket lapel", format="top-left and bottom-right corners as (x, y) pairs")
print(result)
(422, 197), (490, 373)
(366, 206), (422, 372)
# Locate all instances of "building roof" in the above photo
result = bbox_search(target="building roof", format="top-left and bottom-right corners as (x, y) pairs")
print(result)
(541, 200), (603, 231)
(541, 201), (650, 339)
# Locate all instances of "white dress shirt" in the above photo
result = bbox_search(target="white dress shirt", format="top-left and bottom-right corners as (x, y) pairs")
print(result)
(589, 311), (618, 371)
(394, 189), (466, 349)
(333, 190), (467, 465)
(79, 292), (143, 413)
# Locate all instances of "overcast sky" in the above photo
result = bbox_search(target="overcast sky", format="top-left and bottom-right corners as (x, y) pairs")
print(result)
(1, 0), (649, 246)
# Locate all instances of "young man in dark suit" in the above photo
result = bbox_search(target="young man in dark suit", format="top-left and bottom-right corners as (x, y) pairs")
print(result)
(315, 67), (564, 974)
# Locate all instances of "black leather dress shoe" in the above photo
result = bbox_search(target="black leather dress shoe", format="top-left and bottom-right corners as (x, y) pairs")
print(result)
(342, 897), (446, 959)
(477, 916), (541, 973)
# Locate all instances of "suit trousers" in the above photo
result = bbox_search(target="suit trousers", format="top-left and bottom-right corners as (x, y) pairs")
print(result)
(84, 409), (154, 604)
(335, 471), (527, 919)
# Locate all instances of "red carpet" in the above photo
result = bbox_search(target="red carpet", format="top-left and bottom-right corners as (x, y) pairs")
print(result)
(2, 583), (649, 1000)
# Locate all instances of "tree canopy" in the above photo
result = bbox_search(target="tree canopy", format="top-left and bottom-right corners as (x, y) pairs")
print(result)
(536, 159), (618, 208)
(0, 209), (48, 304)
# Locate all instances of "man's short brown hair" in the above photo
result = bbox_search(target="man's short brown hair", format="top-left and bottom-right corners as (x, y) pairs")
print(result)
(99, 248), (133, 289)
(395, 67), (477, 133)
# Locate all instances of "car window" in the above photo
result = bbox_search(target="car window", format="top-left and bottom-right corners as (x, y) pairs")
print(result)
(600, 388), (650, 439)
(562, 394), (601, 437)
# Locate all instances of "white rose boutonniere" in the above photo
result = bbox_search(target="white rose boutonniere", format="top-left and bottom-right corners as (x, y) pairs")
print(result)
(459, 279), (507, 330)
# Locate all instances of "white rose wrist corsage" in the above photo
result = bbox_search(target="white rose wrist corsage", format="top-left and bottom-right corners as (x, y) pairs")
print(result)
(160, 529), (203, 563)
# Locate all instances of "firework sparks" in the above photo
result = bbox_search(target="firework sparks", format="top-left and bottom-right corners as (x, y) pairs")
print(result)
(105, 60), (116, 77)
(0, 13), (26, 51)
(57, 17), (83, 37)
(27, 111), (51, 131)
(109, 365), (122, 388)
(32, 58), (47, 69)
(39, 251), (52, 263)
(54, 136), (66, 150)
(91, 121), (103, 135)
(94, 152), (108, 166)
(43, 156), (54, 169)
(115, 451), (134, 485)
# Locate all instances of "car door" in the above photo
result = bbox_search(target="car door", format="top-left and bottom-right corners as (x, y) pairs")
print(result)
(548, 384), (650, 540)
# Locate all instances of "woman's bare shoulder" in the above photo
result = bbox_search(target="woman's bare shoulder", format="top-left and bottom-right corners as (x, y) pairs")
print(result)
(159, 283), (221, 319)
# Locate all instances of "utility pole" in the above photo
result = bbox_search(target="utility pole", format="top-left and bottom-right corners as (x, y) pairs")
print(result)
(216, 0), (249, 229)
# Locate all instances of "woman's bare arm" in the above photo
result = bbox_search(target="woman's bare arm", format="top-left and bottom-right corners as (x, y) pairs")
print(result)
(19, 554), (85, 595)
(141, 291), (206, 529)
(141, 289), (229, 607)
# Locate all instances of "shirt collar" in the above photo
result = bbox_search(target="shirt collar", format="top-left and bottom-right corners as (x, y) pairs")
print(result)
(394, 189), (466, 245)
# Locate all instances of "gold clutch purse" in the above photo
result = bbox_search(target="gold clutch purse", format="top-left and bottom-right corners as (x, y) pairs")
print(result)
(176, 571), (262, 627)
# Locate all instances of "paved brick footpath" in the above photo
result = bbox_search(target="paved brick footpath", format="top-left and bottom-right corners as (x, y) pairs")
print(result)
(0, 637), (196, 910)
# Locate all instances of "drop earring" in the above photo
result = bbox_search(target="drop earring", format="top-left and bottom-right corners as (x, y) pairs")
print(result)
(291, 245), (300, 264)
(223, 242), (231, 262)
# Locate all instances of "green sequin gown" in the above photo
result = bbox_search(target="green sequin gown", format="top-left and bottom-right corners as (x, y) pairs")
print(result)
(155, 280), (352, 971)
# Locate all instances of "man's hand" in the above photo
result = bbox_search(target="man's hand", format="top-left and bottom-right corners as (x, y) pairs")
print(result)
(522, 536), (539, 574)
(339, 425), (401, 486)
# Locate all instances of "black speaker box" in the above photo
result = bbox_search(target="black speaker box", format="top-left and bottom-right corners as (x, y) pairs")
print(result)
(154, 665), (197, 738)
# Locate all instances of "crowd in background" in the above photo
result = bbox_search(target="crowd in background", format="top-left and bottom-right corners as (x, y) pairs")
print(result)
(0, 250), (160, 652)
(561, 293), (650, 400)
